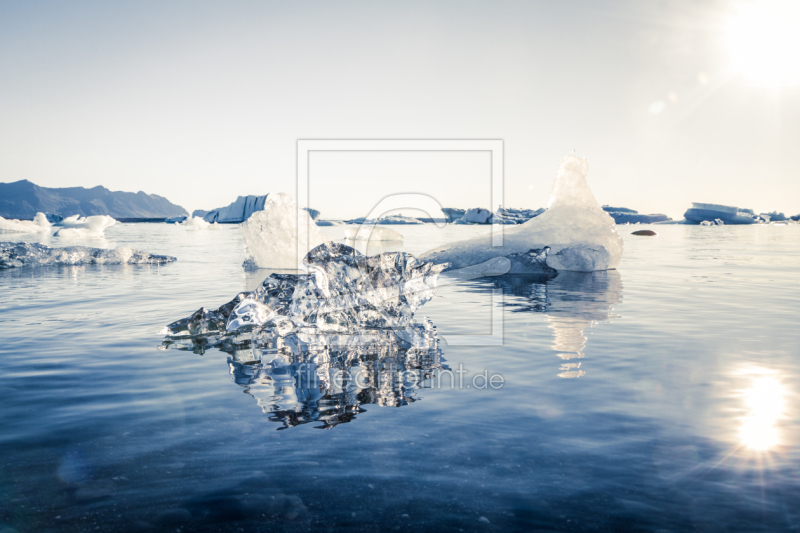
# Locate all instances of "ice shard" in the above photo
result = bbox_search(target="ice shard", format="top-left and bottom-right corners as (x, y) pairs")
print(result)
(420, 153), (623, 272)
(0, 242), (176, 269)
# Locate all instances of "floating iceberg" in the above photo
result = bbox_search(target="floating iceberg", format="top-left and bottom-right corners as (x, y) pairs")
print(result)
(0, 213), (52, 234)
(683, 203), (757, 225)
(0, 242), (176, 269)
(199, 193), (322, 224)
(164, 242), (447, 341)
(181, 216), (221, 230)
(494, 207), (546, 224)
(165, 215), (187, 224)
(240, 193), (329, 269)
(162, 243), (450, 429)
(602, 206), (671, 224)
(344, 226), (404, 242)
(420, 153), (623, 272)
(459, 208), (493, 224)
(376, 214), (423, 225)
(53, 215), (117, 237)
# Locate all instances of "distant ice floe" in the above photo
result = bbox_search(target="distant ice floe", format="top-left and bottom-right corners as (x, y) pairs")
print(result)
(181, 216), (221, 230)
(0, 213), (119, 237)
(53, 215), (117, 237)
(241, 193), (329, 269)
(0, 242), (176, 269)
(0, 213), (53, 234)
(420, 152), (623, 273)
(344, 226), (403, 242)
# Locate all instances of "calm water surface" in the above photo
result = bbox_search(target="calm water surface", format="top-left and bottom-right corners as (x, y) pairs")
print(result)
(1, 223), (799, 532)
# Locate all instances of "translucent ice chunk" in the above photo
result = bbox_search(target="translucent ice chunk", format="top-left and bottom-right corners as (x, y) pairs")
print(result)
(240, 193), (330, 269)
(0, 213), (52, 234)
(420, 153), (623, 272)
(0, 242), (176, 269)
(163, 243), (448, 342)
(344, 225), (404, 242)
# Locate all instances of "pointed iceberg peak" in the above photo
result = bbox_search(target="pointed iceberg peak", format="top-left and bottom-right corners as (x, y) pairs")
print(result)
(420, 153), (623, 273)
(548, 153), (594, 209)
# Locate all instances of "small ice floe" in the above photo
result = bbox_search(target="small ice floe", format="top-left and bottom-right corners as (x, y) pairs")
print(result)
(180, 216), (220, 230)
(241, 193), (329, 269)
(0, 242), (176, 269)
(420, 152), (624, 273)
(375, 214), (423, 225)
(53, 215), (117, 237)
(344, 225), (403, 242)
(0, 213), (52, 234)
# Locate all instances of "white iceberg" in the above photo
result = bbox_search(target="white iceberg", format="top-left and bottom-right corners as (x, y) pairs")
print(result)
(53, 215), (117, 237)
(0, 213), (52, 234)
(181, 216), (221, 230)
(344, 226), (404, 242)
(460, 208), (492, 224)
(241, 193), (329, 269)
(419, 153), (623, 273)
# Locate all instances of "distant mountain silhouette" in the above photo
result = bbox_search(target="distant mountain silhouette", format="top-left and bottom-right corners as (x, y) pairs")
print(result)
(0, 180), (187, 219)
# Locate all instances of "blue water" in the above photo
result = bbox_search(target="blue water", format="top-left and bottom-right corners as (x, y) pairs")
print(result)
(1, 223), (799, 532)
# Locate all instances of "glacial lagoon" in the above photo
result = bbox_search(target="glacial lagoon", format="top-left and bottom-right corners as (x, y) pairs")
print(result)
(1, 223), (799, 532)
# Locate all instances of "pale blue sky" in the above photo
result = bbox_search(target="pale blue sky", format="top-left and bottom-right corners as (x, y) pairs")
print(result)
(0, 0), (798, 219)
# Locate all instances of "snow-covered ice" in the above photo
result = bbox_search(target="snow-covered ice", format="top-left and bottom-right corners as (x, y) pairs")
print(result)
(0, 242), (176, 269)
(0, 213), (52, 234)
(419, 153), (623, 272)
(240, 193), (329, 269)
(181, 216), (221, 230)
(53, 215), (117, 237)
(344, 225), (404, 242)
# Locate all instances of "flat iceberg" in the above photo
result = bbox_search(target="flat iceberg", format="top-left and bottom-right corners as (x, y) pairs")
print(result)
(240, 193), (329, 269)
(344, 225), (404, 242)
(683, 203), (757, 225)
(0, 242), (176, 269)
(0, 213), (52, 234)
(420, 153), (623, 272)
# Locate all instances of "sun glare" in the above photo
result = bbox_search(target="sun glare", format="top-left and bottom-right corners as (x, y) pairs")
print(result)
(738, 372), (787, 451)
(725, 0), (800, 87)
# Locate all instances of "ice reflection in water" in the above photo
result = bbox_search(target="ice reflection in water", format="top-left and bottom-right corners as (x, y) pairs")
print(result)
(228, 325), (445, 429)
(473, 270), (622, 378)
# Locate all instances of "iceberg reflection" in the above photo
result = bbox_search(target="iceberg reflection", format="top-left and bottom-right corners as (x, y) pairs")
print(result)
(472, 271), (623, 378)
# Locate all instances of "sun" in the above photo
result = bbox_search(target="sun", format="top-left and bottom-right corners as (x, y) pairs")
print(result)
(724, 0), (800, 87)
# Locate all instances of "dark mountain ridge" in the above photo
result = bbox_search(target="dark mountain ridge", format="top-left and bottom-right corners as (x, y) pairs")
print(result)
(0, 180), (187, 219)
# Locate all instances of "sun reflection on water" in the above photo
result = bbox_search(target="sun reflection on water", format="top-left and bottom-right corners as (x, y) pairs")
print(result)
(737, 369), (787, 452)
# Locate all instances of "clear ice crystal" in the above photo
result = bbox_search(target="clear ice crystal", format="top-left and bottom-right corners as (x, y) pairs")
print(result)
(0, 242), (176, 269)
(163, 242), (448, 342)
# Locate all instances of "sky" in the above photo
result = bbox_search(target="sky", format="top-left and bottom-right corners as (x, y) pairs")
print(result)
(0, 0), (798, 219)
